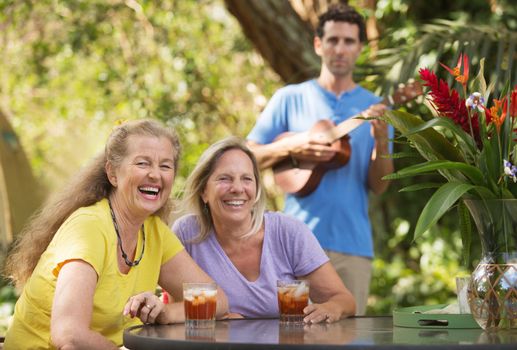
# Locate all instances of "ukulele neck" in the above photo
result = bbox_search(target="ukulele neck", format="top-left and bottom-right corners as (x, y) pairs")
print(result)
(326, 96), (391, 142)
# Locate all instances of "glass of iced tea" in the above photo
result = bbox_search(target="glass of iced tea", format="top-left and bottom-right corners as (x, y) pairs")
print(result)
(183, 282), (217, 328)
(185, 327), (216, 341)
(277, 280), (310, 324)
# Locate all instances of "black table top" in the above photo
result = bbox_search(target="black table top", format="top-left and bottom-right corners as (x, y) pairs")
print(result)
(123, 316), (517, 350)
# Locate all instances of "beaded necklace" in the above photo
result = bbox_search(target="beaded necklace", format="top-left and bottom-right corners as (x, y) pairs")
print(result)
(108, 199), (145, 267)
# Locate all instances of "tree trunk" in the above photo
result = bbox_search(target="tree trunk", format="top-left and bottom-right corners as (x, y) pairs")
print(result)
(224, 0), (319, 83)
(0, 155), (10, 248)
(0, 108), (44, 247)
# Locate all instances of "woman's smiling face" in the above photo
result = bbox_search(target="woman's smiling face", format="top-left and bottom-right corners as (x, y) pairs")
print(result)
(109, 135), (176, 218)
(202, 149), (257, 229)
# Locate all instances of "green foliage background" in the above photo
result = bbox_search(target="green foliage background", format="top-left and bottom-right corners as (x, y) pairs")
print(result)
(2, 0), (516, 323)
(1, 0), (280, 190)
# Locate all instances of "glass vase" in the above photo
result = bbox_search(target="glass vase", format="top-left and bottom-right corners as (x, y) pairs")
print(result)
(464, 199), (517, 330)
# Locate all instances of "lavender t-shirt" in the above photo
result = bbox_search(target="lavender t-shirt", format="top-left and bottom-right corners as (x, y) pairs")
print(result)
(172, 211), (329, 318)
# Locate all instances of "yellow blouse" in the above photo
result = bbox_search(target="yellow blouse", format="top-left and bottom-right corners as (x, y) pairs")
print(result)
(5, 198), (183, 349)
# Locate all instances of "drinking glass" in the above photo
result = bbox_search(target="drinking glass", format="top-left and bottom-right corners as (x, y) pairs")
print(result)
(185, 327), (216, 341)
(277, 280), (309, 324)
(183, 282), (217, 328)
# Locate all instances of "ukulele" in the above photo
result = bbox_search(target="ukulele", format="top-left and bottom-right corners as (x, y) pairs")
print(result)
(272, 80), (423, 197)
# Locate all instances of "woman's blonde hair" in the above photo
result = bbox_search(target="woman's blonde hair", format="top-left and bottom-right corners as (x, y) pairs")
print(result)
(181, 136), (266, 241)
(4, 119), (181, 288)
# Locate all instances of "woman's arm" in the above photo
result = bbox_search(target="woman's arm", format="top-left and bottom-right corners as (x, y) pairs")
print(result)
(300, 262), (356, 324)
(155, 250), (229, 323)
(51, 260), (119, 350)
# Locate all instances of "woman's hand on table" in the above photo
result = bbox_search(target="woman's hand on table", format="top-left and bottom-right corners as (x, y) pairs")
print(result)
(124, 291), (165, 324)
(303, 303), (338, 324)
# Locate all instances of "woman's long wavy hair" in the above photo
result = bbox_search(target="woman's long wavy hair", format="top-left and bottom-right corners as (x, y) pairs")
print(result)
(181, 136), (266, 242)
(4, 119), (181, 288)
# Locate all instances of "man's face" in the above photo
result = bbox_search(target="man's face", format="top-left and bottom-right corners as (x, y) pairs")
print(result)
(314, 21), (363, 78)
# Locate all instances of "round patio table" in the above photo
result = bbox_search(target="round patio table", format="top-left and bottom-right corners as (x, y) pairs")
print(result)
(123, 316), (517, 350)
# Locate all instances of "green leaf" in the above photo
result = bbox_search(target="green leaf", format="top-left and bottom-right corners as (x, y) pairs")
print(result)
(385, 160), (485, 185)
(472, 58), (487, 97)
(399, 117), (477, 158)
(383, 172), (413, 180)
(479, 131), (503, 194)
(414, 182), (476, 240)
(383, 110), (465, 164)
(390, 151), (422, 159)
(399, 182), (443, 192)
(472, 186), (498, 199)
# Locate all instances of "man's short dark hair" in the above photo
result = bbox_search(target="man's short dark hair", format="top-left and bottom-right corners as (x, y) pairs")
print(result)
(316, 4), (367, 43)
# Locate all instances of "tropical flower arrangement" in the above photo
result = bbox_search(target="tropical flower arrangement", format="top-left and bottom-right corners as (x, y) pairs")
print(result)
(382, 53), (517, 261)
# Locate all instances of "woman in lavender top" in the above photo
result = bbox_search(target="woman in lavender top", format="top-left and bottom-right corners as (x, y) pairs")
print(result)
(172, 136), (355, 323)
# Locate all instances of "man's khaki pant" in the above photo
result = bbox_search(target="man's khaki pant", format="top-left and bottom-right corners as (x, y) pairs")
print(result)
(325, 250), (372, 316)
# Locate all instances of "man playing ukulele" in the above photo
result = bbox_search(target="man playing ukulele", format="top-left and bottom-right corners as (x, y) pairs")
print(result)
(247, 4), (393, 315)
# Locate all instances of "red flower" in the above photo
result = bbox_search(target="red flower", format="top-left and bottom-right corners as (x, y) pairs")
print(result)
(419, 67), (480, 142)
(510, 86), (517, 119)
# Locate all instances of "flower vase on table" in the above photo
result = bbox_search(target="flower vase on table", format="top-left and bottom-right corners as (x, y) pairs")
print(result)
(381, 52), (517, 331)
(464, 199), (517, 330)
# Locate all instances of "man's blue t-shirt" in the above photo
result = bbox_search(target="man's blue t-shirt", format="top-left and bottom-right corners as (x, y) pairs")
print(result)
(247, 79), (390, 258)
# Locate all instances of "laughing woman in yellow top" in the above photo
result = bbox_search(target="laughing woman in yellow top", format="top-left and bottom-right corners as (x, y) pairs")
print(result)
(3, 119), (228, 349)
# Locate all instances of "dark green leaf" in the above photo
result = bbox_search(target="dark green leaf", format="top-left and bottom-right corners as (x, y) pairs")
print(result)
(384, 110), (465, 164)
(414, 182), (476, 240)
(399, 117), (477, 158)
(385, 160), (485, 185)
(390, 151), (422, 159)
(399, 182), (443, 192)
